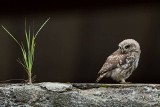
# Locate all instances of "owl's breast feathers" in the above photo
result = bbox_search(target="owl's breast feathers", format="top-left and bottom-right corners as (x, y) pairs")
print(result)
(98, 49), (137, 75)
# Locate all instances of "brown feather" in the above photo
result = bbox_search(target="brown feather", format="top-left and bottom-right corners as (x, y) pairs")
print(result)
(98, 49), (128, 75)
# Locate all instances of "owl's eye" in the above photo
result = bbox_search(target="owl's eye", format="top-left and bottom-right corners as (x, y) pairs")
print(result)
(125, 45), (130, 49)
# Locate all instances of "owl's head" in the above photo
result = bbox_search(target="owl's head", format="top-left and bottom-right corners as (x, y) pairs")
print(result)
(118, 39), (141, 54)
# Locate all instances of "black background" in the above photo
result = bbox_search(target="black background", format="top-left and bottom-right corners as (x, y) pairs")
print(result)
(0, 0), (160, 83)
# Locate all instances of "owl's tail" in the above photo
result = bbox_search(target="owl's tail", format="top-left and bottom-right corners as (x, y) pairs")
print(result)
(96, 76), (102, 83)
(96, 73), (107, 83)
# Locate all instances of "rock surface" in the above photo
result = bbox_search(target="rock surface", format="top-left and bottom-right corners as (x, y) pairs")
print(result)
(0, 82), (160, 107)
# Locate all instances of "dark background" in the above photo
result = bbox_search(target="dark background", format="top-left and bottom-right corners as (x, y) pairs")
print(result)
(0, 0), (159, 83)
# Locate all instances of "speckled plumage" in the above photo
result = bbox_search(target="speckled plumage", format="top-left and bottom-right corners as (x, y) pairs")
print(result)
(96, 39), (141, 83)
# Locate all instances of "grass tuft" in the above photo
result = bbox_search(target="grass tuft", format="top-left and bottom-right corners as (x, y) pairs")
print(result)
(2, 18), (50, 84)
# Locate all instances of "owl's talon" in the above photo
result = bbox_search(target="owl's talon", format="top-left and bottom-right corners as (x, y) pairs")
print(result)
(120, 79), (132, 84)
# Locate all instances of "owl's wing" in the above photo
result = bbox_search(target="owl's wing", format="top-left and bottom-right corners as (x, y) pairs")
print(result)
(98, 54), (123, 74)
(98, 51), (135, 75)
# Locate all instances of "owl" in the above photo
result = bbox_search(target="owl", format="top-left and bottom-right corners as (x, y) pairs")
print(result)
(96, 39), (141, 83)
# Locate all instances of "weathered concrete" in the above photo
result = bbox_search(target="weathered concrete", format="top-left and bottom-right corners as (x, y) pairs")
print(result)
(0, 82), (160, 107)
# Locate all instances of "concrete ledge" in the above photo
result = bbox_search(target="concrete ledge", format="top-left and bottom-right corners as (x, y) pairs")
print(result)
(0, 82), (160, 107)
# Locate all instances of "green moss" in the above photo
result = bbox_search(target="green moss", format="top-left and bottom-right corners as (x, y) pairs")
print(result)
(100, 84), (109, 88)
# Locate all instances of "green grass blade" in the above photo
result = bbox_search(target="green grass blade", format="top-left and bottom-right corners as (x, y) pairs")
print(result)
(35, 18), (50, 38)
(31, 36), (35, 61)
(2, 25), (21, 47)
(28, 27), (31, 50)
(21, 43), (28, 69)
(25, 31), (30, 50)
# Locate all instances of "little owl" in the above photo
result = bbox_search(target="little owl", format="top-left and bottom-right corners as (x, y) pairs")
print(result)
(96, 39), (141, 83)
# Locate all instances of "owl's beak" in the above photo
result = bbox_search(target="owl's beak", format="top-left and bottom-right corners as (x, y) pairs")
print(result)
(119, 46), (124, 53)
(121, 48), (124, 53)
(121, 49), (124, 53)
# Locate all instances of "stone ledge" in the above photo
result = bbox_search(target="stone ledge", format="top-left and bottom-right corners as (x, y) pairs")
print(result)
(0, 82), (160, 107)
